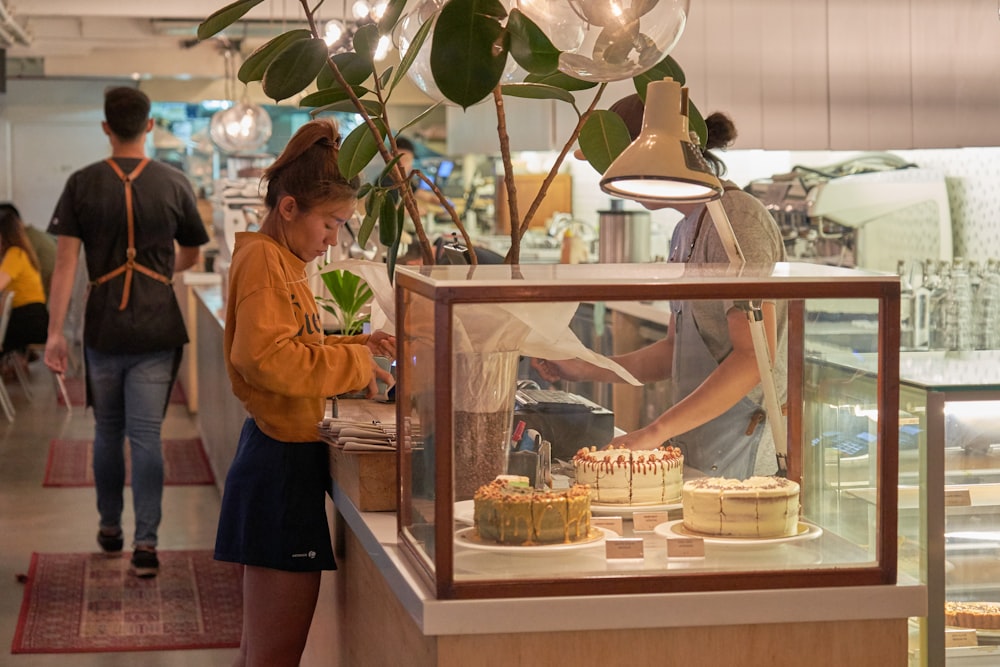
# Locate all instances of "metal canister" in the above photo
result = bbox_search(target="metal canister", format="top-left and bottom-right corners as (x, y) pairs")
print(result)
(597, 201), (651, 263)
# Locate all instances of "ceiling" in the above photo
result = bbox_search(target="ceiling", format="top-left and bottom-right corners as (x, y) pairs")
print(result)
(6, 1), (348, 80)
(6, 1), (433, 104)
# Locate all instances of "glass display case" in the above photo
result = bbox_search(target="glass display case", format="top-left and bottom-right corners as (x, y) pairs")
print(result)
(394, 262), (901, 600)
(805, 350), (1000, 666)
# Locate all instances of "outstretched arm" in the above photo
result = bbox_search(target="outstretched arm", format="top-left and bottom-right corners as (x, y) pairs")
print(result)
(609, 302), (778, 450)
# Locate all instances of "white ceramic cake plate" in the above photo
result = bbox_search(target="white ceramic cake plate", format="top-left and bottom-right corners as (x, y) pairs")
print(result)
(454, 500), (475, 525)
(590, 500), (682, 516)
(454, 526), (611, 553)
(653, 520), (823, 546)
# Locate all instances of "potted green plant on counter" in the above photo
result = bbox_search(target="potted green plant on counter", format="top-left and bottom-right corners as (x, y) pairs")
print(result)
(198, 0), (700, 273)
(316, 267), (372, 335)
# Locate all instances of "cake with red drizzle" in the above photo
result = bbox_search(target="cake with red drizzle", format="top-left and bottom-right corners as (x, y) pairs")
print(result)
(572, 445), (684, 505)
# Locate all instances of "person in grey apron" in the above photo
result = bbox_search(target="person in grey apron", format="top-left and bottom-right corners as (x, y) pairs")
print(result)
(670, 297), (765, 479)
(535, 101), (786, 478)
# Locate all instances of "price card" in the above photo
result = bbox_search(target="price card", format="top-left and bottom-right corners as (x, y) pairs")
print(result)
(591, 516), (624, 536)
(944, 489), (972, 507)
(944, 629), (978, 648)
(632, 511), (670, 532)
(666, 536), (705, 558)
(605, 538), (644, 560)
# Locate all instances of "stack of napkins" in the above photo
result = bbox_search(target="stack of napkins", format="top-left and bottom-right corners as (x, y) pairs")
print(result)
(319, 418), (396, 451)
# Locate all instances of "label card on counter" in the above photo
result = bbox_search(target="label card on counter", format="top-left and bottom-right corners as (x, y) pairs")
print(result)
(666, 536), (705, 558)
(632, 511), (670, 532)
(944, 629), (978, 648)
(605, 538), (644, 560)
(591, 516), (624, 536)
(944, 489), (973, 507)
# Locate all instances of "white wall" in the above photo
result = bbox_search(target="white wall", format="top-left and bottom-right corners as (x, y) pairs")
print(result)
(0, 78), (129, 229)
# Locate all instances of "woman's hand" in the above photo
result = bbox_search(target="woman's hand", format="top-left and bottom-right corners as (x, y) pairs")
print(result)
(366, 330), (396, 359)
(363, 350), (396, 399)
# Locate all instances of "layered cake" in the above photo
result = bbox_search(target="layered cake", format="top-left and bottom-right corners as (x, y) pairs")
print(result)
(573, 445), (684, 505)
(681, 476), (800, 538)
(473, 476), (591, 545)
(945, 601), (1000, 630)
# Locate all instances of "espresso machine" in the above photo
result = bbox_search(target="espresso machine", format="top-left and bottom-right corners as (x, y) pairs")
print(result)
(747, 153), (953, 273)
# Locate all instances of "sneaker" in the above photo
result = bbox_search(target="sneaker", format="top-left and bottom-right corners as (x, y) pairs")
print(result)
(130, 548), (159, 578)
(97, 528), (124, 555)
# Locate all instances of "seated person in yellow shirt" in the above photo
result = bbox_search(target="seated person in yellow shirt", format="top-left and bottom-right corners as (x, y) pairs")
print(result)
(0, 204), (48, 352)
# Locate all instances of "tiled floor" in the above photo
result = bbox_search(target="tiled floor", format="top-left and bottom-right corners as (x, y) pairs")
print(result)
(0, 360), (340, 666)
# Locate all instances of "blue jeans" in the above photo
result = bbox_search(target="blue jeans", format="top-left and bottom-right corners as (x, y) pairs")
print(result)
(86, 347), (177, 548)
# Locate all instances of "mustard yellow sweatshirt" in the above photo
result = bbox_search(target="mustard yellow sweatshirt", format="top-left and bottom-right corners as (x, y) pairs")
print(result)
(224, 232), (372, 442)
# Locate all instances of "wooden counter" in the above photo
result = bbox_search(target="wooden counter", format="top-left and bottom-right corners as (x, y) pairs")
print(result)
(193, 284), (248, 493)
(330, 477), (925, 667)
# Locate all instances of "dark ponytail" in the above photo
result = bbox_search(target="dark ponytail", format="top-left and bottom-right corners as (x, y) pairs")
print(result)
(262, 118), (360, 211)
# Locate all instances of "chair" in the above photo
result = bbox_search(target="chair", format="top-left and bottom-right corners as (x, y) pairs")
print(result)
(0, 291), (17, 421)
(0, 296), (70, 415)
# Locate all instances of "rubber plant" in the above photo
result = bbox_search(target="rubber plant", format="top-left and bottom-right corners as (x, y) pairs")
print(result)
(198, 0), (704, 276)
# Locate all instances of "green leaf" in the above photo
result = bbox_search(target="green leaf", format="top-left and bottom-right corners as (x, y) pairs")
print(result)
(239, 29), (312, 83)
(376, 152), (405, 184)
(579, 110), (633, 174)
(378, 0), (408, 36)
(506, 10), (559, 75)
(353, 24), (381, 67)
(500, 82), (575, 104)
(396, 102), (444, 134)
(430, 0), (509, 108)
(308, 99), (383, 117)
(317, 269), (373, 335)
(262, 38), (330, 102)
(524, 71), (598, 91)
(359, 190), (383, 246)
(339, 119), (387, 180)
(390, 17), (434, 92)
(198, 0), (266, 41)
(385, 204), (405, 279)
(357, 182), (373, 199)
(688, 100), (707, 149)
(633, 54), (685, 98)
(317, 52), (374, 89)
(299, 85), (370, 109)
(378, 195), (399, 246)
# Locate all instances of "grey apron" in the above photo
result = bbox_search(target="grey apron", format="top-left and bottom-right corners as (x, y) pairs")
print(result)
(668, 201), (765, 478)
(670, 300), (765, 478)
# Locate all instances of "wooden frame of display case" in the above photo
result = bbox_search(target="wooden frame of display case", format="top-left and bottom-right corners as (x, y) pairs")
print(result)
(394, 263), (900, 600)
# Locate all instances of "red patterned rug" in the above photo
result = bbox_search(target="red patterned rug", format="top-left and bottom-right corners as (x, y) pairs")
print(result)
(11, 550), (242, 654)
(43, 438), (215, 487)
(56, 377), (188, 408)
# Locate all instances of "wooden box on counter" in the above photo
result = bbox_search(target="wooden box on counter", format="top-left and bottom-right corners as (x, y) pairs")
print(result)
(326, 398), (398, 512)
(330, 447), (396, 512)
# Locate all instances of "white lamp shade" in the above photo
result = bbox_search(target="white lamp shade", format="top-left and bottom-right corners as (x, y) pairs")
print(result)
(600, 77), (722, 204)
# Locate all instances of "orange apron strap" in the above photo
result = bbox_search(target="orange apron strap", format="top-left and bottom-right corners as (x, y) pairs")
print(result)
(92, 158), (172, 310)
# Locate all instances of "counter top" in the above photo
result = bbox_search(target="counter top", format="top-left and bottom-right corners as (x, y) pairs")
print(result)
(331, 482), (926, 637)
(193, 283), (225, 329)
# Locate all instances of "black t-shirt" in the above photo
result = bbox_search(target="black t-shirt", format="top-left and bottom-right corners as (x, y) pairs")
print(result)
(48, 157), (210, 354)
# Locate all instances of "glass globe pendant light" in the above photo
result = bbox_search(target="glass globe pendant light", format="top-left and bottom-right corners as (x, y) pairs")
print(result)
(514, 0), (690, 81)
(209, 43), (273, 154)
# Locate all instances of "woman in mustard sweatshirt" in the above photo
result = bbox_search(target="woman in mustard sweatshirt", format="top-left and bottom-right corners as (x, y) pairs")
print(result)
(214, 118), (394, 667)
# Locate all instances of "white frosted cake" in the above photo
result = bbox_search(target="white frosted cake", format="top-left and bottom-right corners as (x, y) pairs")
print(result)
(573, 446), (684, 505)
(681, 476), (800, 538)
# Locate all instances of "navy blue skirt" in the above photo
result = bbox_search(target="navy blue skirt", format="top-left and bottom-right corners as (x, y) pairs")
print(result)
(215, 418), (336, 572)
